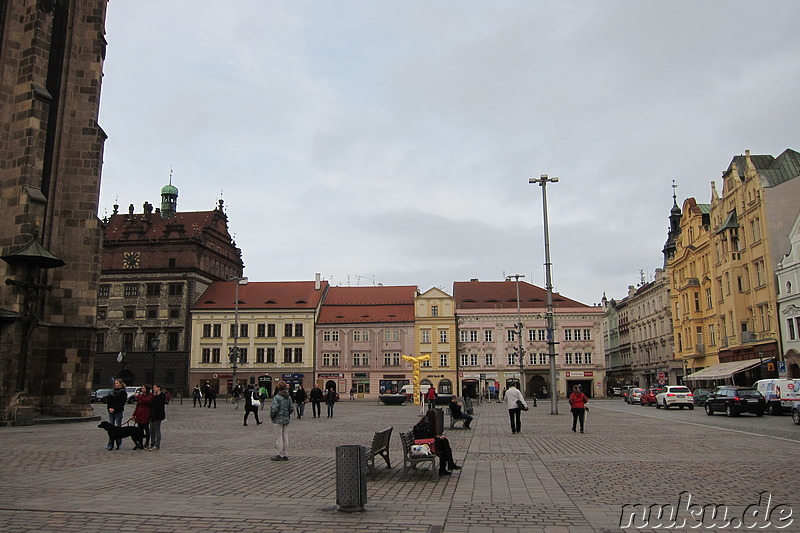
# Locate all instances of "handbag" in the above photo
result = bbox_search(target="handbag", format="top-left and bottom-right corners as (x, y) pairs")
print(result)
(414, 438), (436, 455)
(250, 394), (260, 407)
(410, 444), (431, 457)
(516, 399), (528, 411)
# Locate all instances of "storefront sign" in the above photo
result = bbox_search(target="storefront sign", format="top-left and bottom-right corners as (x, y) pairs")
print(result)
(318, 373), (343, 378)
(565, 371), (594, 378)
(383, 374), (406, 379)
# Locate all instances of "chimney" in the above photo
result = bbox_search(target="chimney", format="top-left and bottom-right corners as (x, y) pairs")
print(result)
(315, 273), (321, 290)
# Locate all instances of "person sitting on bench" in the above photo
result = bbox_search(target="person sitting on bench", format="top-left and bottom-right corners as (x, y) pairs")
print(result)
(413, 409), (461, 476)
(448, 396), (473, 429)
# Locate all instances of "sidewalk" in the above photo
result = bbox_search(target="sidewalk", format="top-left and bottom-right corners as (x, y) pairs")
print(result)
(0, 398), (798, 532)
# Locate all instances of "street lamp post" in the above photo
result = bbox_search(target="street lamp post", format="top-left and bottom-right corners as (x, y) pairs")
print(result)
(529, 174), (559, 415)
(507, 274), (526, 399)
(150, 337), (159, 384)
(230, 276), (248, 392)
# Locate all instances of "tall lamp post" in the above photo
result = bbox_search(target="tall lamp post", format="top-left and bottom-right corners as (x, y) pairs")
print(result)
(149, 337), (159, 384)
(529, 174), (559, 415)
(230, 276), (248, 392)
(507, 274), (526, 398)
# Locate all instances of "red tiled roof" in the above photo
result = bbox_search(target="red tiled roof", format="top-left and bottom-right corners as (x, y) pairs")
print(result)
(318, 286), (417, 324)
(104, 211), (224, 242)
(453, 280), (590, 309)
(193, 280), (329, 310)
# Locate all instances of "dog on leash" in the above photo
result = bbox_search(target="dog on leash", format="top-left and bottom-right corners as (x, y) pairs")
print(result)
(98, 421), (145, 450)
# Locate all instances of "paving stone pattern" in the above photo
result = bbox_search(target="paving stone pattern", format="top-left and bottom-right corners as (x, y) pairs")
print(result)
(0, 399), (798, 532)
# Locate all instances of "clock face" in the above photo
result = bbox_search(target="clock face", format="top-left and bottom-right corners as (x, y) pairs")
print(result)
(123, 251), (141, 269)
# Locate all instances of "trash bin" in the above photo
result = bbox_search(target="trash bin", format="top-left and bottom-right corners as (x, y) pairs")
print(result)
(434, 407), (444, 435)
(336, 445), (367, 512)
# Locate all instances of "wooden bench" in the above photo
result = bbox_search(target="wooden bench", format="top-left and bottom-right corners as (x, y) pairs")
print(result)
(447, 409), (466, 428)
(400, 430), (436, 478)
(365, 427), (393, 475)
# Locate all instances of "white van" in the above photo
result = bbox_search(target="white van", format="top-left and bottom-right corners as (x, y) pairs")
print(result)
(400, 384), (432, 399)
(754, 379), (800, 415)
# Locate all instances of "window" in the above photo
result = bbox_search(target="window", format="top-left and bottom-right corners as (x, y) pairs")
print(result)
(266, 348), (275, 363)
(485, 353), (493, 366)
(168, 283), (183, 296)
(706, 288), (713, 309)
(575, 352), (583, 364)
(758, 305), (770, 331)
(122, 332), (134, 351)
(267, 324), (276, 337)
(98, 285), (110, 298)
(696, 326), (703, 346)
(565, 352), (573, 364)
(507, 330), (517, 342)
(439, 353), (448, 367)
(422, 357), (431, 367)
(97, 307), (107, 320)
(257, 324), (266, 337)
(585, 353), (592, 364)
(284, 348), (293, 363)
(213, 324), (221, 337)
(484, 330), (493, 342)
(384, 330), (400, 342)
(439, 329), (448, 343)
(168, 258), (176, 268)
(323, 352), (339, 366)
(384, 352), (400, 366)
(293, 348), (302, 363)
(202, 348), (210, 363)
(528, 353), (536, 365)
(167, 331), (179, 351)
(507, 352), (516, 365)
(353, 330), (369, 342)
(146, 284), (161, 297)
(421, 330), (431, 344)
(212, 348), (220, 363)
(539, 353), (547, 365)
(353, 352), (368, 366)
(564, 329), (572, 341)
(469, 330), (478, 342)
(124, 307), (135, 319)
(324, 330), (340, 342)
(238, 348), (248, 364)
(124, 284), (139, 297)
(755, 260), (765, 287)
(285, 324), (294, 338)
(470, 354), (478, 366)
(583, 329), (591, 341)
(751, 218), (761, 242)
(256, 348), (265, 363)
(169, 307), (180, 319)
(95, 333), (105, 352)
(431, 306), (438, 317)
(295, 324), (303, 337)
(694, 292), (700, 311)
(709, 324), (716, 346)
(147, 307), (158, 319)
(460, 353), (469, 366)
(788, 319), (797, 340)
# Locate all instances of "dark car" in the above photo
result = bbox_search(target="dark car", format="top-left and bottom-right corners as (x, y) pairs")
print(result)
(92, 388), (113, 403)
(692, 388), (712, 406)
(704, 386), (765, 417)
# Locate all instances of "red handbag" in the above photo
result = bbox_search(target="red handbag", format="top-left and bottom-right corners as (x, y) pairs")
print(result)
(414, 438), (436, 454)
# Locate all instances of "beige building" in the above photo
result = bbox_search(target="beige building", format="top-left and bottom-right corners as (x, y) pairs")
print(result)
(414, 287), (458, 395)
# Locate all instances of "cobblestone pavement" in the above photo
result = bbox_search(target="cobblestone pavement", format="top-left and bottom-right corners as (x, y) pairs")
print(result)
(0, 398), (798, 532)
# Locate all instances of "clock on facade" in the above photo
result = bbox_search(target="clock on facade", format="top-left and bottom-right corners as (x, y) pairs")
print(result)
(123, 251), (141, 269)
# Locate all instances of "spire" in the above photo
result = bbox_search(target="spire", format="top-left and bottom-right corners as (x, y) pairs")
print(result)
(160, 168), (179, 219)
(662, 180), (682, 266)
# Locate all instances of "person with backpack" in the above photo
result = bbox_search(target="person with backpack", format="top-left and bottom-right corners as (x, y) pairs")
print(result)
(325, 386), (339, 418)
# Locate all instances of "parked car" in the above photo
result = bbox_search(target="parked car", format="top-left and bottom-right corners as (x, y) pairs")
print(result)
(655, 385), (694, 409)
(692, 388), (712, 406)
(627, 388), (645, 404)
(125, 386), (140, 404)
(704, 386), (765, 417)
(611, 387), (622, 397)
(91, 388), (113, 403)
(640, 389), (658, 406)
(793, 403), (800, 425)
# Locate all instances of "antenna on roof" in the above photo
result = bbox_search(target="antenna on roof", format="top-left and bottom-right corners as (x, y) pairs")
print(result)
(169, 165), (173, 185)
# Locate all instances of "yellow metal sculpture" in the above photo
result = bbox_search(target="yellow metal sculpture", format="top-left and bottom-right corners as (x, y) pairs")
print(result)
(401, 354), (431, 405)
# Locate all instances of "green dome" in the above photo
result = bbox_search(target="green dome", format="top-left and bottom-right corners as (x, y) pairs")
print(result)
(161, 184), (179, 195)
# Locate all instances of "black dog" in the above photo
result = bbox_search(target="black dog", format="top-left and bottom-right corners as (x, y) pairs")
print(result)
(98, 421), (145, 450)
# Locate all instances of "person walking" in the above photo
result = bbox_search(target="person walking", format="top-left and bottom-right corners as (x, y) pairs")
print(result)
(505, 383), (527, 435)
(349, 385), (356, 400)
(259, 384), (269, 408)
(425, 385), (438, 410)
(203, 382), (212, 407)
(148, 384), (167, 451)
(294, 384), (307, 419)
(207, 385), (217, 408)
(325, 386), (338, 418)
(105, 378), (128, 450)
(569, 384), (589, 433)
(243, 385), (262, 426)
(270, 381), (293, 461)
(232, 383), (243, 409)
(192, 385), (202, 407)
(132, 385), (153, 449)
(309, 384), (323, 418)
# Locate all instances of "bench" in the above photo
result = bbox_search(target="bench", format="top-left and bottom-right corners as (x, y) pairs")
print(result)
(366, 427), (393, 475)
(447, 410), (466, 428)
(400, 430), (436, 478)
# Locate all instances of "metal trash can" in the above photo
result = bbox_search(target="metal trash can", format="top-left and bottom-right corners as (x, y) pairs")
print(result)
(434, 407), (444, 435)
(336, 445), (367, 512)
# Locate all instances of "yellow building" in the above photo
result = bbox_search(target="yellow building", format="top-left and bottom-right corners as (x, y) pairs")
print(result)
(414, 287), (458, 394)
(666, 196), (720, 374)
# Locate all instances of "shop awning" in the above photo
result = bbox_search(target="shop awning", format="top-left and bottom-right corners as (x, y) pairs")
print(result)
(685, 358), (765, 381)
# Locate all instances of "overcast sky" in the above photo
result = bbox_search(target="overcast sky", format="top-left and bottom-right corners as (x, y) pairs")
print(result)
(97, 1), (800, 306)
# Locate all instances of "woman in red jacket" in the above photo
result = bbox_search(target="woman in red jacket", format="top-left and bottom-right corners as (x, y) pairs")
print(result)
(568, 385), (589, 434)
(132, 385), (153, 449)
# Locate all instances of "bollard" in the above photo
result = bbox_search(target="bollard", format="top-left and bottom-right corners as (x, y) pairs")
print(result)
(336, 445), (367, 512)
(434, 407), (444, 435)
